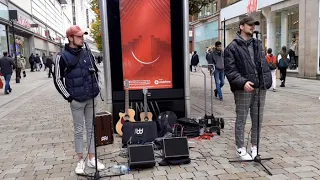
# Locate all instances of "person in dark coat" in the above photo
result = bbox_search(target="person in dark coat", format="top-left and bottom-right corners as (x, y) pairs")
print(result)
(190, 51), (199, 72)
(46, 54), (54, 78)
(224, 16), (272, 161)
(0, 52), (15, 94)
(29, 53), (35, 72)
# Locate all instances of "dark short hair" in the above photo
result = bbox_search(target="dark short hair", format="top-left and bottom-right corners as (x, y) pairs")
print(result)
(215, 41), (222, 47)
(267, 48), (272, 54)
(3, 52), (7, 56)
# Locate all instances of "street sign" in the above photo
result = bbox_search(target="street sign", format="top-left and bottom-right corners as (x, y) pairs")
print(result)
(9, 10), (17, 21)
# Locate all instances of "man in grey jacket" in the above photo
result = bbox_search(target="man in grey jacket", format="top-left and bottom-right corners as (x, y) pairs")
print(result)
(0, 52), (15, 94)
(210, 41), (224, 100)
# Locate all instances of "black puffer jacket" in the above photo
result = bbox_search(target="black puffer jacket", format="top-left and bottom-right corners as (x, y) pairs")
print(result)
(224, 33), (272, 92)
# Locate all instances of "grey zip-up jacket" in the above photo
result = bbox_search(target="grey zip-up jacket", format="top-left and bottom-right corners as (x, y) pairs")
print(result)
(210, 49), (224, 71)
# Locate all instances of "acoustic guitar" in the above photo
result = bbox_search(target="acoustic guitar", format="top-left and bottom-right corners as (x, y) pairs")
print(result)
(140, 88), (153, 121)
(116, 80), (135, 136)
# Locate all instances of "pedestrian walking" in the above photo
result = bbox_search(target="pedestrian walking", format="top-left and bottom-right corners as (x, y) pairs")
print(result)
(0, 52), (15, 94)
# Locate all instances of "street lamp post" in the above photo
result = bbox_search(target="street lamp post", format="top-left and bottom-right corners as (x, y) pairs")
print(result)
(9, 10), (19, 83)
(11, 20), (19, 83)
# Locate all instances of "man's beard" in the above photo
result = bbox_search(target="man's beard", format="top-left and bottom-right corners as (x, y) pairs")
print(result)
(245, 30), (253, 37)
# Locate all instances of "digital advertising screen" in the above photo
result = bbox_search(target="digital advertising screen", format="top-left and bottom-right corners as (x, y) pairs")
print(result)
(119, 0), (172, 90)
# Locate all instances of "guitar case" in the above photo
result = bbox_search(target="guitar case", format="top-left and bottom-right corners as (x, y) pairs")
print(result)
(175, 118), (200, 138)
(122, 121), (158, 147)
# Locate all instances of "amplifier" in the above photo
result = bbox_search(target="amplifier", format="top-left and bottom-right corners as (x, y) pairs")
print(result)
(122, 121), (158, 146)
(127, 143), (156, 169)
(95, 111), (114, 146)
(162, 137), (189, 158)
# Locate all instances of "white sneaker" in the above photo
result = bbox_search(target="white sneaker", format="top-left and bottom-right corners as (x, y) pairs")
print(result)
(87, 157), (105, 170)
(75, 159), (85, 174)
(251, 146), (257, 160)
(236, 147), (253, 160)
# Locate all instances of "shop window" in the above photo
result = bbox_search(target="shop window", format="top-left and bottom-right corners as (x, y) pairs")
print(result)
(0, 24), (8, 54)
(275, 8), (299, 71)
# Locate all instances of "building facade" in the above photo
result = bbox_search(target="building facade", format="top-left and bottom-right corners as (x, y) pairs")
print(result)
(0, 0), (99, 68)
(220, 0), (320, 79)
(190, 0), (221, 66)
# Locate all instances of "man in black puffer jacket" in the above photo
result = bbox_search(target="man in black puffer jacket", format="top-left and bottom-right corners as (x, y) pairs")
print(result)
(224, 16), (272, 161)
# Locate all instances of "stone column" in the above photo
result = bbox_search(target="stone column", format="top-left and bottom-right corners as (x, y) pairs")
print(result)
(298, 0), (319, 78)
(262, 7), (276, 53)
(281, 11), (288, 48)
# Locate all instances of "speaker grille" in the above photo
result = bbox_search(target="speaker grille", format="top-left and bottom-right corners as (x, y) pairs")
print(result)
(163, 137), (189, 158)
(128, 144), (155, 163)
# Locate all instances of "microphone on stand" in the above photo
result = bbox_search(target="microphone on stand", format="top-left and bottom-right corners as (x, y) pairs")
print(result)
(84, 41), (105, 102)
(253, 30), (260, 39)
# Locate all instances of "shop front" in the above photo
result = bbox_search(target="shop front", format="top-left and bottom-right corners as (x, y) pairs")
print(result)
(273, 5), (299, 72)
(193, 20), (219, 65)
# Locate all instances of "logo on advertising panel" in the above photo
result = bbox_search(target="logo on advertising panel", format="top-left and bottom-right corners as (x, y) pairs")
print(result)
(247, 0), (258, 14)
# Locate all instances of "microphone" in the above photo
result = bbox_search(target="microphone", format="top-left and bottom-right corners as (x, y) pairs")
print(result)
(253, 30), (260, 34)
(84, 41), (89, 50)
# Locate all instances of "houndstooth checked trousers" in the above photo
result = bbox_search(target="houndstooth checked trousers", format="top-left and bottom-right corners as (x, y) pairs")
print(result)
(233, 89), (267, 148)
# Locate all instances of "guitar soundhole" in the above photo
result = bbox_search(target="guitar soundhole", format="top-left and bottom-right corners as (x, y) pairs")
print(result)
(121, 115), (129, 124)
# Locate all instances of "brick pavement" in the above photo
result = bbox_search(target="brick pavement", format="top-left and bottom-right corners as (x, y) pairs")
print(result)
(1, 67), (320, 180)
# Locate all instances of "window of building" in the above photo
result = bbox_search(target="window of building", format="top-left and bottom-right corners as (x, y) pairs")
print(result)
(0, 24), (8, 54)
(72, 0), (76, 25)
(198, 1), (218, 18)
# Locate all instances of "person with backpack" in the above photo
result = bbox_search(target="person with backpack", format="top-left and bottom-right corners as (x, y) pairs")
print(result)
(16, 54), (26, 80)
(277, 46), (290, 87)
(265, 48), (277, 91)
(53, 25), (104, 175)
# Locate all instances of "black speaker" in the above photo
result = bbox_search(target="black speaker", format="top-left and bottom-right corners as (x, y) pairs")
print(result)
(127, 144), (156, 169)
(162, 137), (189, 158)
(122, 121), (158, 146)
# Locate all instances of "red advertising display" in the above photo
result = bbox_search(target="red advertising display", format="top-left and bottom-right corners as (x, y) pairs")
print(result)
(120, 0), (172, 90)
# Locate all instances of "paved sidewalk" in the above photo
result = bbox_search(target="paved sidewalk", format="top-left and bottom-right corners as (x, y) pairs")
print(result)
(0, 69), (320, 180)
(0, 69), (52, 118)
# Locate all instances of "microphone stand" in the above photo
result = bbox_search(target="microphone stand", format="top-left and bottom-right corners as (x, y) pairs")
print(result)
(229, 31), (273, 176)
(83, 42), (107, 180)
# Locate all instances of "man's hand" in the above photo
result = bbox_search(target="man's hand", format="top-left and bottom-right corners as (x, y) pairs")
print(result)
(244, 81), (254, 92)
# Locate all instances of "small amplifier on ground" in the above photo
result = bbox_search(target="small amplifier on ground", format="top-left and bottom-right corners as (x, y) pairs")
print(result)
(162, 137), (189, 159)
(127, 143), (156, 169)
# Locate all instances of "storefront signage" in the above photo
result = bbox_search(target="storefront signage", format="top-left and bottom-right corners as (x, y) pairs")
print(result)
(247, 0), (258, 14)
(17, 15), (31, 28)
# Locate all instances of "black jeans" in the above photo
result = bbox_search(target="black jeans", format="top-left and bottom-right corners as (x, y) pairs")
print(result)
(279, 68), (287, 84)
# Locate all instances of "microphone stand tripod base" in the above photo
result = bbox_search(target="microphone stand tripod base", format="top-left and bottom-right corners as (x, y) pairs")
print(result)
(229, 155), (273, 176)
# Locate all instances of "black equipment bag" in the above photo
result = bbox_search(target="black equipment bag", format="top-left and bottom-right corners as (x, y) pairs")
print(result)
(122, 121), (158, 147)
(175, 118), (200, 138)
(156, 111), (177, 137)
